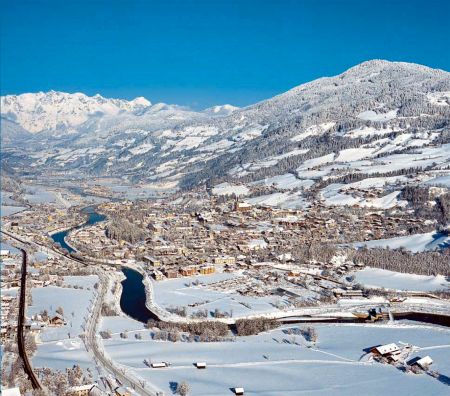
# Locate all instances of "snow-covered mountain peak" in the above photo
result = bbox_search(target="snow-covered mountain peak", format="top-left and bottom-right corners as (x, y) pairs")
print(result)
(0, 91), (152, 133)
(203, 104), (239, 116)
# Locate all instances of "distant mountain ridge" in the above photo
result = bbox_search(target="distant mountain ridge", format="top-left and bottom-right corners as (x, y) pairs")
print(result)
(1, 60), (450, 206)
(1, 91), (152, 133)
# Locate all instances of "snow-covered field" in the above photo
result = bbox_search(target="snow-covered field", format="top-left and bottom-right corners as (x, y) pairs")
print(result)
(27, 275), (98, 342)
(212, 182), (250, 196)
(32, 338), (95, 372)
(100, 320), (450, 396)
(351, 268), (450, 292)
(1, 205), (26, 217)
(424, 175), (450, 187)
(351, 231), (450, 252)
(28, 275), (99, 378)
(152, 273), (284, 318)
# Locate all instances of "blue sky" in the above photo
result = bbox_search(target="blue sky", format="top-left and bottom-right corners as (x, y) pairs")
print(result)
(1, 0), (449, 109)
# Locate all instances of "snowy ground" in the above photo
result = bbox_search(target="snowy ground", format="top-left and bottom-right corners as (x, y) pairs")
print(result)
(212, 182), (250, 196)
(151, 273), (286, 318)
(351, 268), (450, 292)
(350, 231), (450, 252)
(424, 175), (450, 187)
(27, 275), (98, 342)
(1, 205), (27, 217)
(99, 320), (450, 396)
(26, 275), (99, 383)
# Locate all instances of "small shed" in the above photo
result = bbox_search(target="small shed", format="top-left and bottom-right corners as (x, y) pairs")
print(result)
(415, 356), (433, 370)
(234, 387), (245, 395)
(151, 362), (168, 368)
(195, 362), (207, 369)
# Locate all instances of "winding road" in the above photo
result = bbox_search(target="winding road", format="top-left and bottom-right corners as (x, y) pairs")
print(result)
(17, 247), (42, 389)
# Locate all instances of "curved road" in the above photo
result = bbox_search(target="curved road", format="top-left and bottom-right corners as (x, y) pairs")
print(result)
(17, 248), (42, 390)
(2, 229), (161, 395)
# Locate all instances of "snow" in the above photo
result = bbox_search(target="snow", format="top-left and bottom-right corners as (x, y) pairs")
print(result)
(298, 153), (335, 170)
(424, 175), (450, 187)
(345, 126), (403, 138)
(359, 191), (407, 209)
(351, 268), (450, 292)
(358, 109), (398, 121)
(152, 273), (282, 318)
(1, 205), (26, 217)
(27, 275), (98, 342)
(427, 91), (450, 106)
(100, 316), (145, 334)
(23, 185), (57, 204)
(129, 142), (154, 155)
(32, 338), (95, 372)
(231, 125), (266, 142)
(100, 322), (450, 396)
(351, 231), (450, 252)
(203, 104), (239, 116)
(335, 148), (375, 162)
(251, 174), (314, 190)
(290, 122), (335, 142)
(212, 183), (250, 197)
(245, 192), (308, 209)
(1, 91), (151, 133)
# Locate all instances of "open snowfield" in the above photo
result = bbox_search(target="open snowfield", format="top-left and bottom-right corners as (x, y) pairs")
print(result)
(100, 321), (450, 396)
(245, 192), (308, 209)
(424, 175), (450, 187)
(1, 205), (27, 217)
(27, 275), (98, 342)
(212, 182), (250, 196)
(351, 231), (450, 252)
(32, 338), (95, 372)
(351, 268), (450, 292)
(23, 185), (57, 204)
(152, 273), (285, 318)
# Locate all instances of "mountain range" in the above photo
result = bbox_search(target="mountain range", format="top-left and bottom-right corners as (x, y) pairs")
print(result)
(2, 60), (450, 207)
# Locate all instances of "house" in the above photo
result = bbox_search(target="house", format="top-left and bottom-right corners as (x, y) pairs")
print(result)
(413, 356), (433, 370)
(66, 384), (96, 396)
(371, 343), (399, 356)
(235, 202), (251, 212)
(164, 270), (178, 279)
(114, 387), (131, 396)
(214, 255), (236, 265)
(180, 266), (197, 277)
(234, 387), (245, 395)
(143, 256), (161, 267)
(199, 265), (215, 275)
(49, 313), (65, 326)
(152, 270), (164, 281)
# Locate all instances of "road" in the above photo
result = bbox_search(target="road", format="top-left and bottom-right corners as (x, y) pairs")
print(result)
(2, 229), (162, 395)
(17, 248), (42, 390)
(83, 272), (162, 396)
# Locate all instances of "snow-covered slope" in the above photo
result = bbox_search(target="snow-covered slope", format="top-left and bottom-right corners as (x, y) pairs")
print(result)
(2, 60), (450, 209)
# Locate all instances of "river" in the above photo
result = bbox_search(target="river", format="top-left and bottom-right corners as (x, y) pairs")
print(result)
(120, 267), (159, 323)
(50, 206), (106, 253)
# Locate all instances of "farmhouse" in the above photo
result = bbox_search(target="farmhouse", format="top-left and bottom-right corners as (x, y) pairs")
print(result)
(371, 343), (399, 356)
(49, 313), (65, 326)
